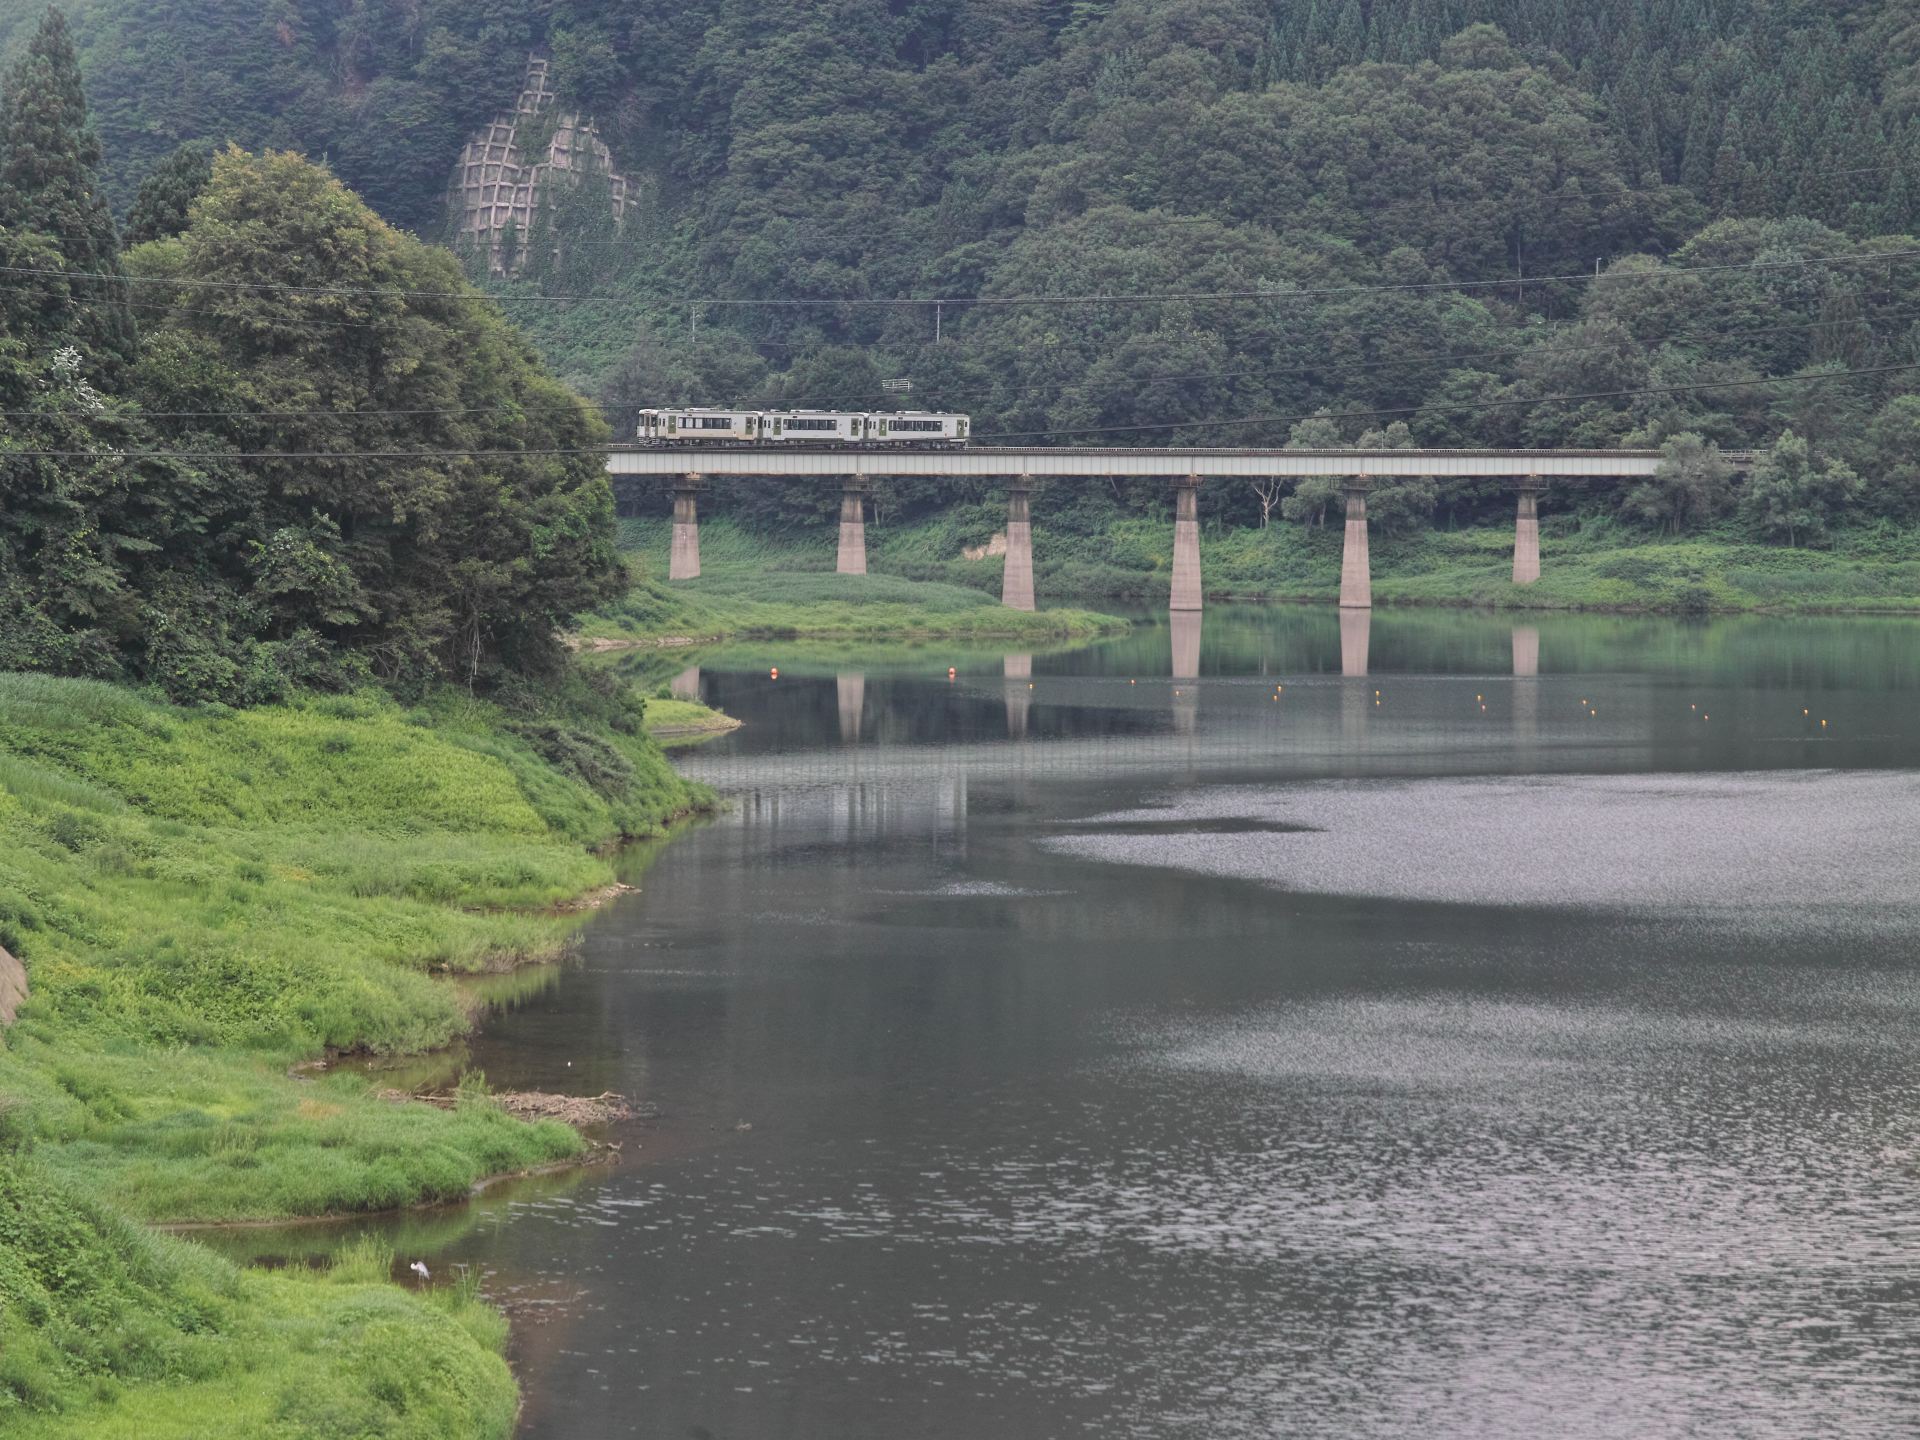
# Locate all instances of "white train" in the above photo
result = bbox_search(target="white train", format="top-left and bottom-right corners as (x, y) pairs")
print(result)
(636, 407), (970, 446)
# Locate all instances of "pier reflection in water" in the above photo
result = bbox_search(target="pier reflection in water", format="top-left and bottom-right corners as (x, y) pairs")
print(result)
(1004, 653), (1032, 740)
(442, 608), (1920, 1440)
(836, 671), (865, 743)
(1170, 610), (1200, 736)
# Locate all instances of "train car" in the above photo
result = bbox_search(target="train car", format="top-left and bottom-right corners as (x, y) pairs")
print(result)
(764, 410), (873, 444)
(634, 407), (972, 446)
(873, 412), (969, 445)
(636, 408), (763, 443)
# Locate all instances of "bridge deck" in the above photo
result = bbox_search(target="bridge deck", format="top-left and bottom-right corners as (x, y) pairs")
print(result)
(607, 445), (1741, 480)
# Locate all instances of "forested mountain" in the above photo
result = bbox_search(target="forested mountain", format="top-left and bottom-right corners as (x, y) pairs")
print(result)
(6, 0), (1920, 539)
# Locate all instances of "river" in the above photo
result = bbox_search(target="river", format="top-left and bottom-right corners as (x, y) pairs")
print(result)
(265, 607), (1920, 1437)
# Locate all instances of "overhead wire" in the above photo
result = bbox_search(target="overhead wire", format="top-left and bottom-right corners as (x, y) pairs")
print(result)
(6, 360), (1915, 459)
(6, 243), (1920, 310)
(5, 299), (1910, 424)
(975, 361), (1920, 442)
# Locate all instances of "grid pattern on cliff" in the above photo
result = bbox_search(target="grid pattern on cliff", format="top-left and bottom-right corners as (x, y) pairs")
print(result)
(452, 55), (630, 274)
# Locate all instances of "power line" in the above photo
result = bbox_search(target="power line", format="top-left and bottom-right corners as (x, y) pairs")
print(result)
(859, 306), (1920, 413)
(7, 244), (1920, 311)
(10, 301), (1903, 425)
(5, 359), (1911, 460)
(974, 361), (1920, 442)
(0, 445), (608, 461)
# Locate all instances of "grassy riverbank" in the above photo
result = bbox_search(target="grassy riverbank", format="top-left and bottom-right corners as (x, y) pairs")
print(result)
(669, 498), (1920, 614)
(579, 519), (1129, 646)
(2, 1162), (518, 1437)
(1181, 517), (1920, 613)
(0, 671), (705, 1433)
(643, 697), (742, 745)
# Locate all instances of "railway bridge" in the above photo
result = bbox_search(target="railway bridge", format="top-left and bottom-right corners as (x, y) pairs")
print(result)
(605, 446), (1754, 611)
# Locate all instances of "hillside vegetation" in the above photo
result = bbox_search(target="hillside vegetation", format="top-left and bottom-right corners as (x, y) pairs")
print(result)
(13, 0), (1920, 578)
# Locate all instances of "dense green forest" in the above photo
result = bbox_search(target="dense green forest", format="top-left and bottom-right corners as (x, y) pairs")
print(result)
(0, 8), (627, 699)
(5, 0), (1920, 554)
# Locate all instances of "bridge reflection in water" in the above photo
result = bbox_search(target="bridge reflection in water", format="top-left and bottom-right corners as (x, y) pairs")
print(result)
(731, 613), (1616, 797)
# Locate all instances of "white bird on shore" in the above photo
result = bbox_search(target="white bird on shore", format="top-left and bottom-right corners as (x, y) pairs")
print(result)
(409, 1261), (430, 1280)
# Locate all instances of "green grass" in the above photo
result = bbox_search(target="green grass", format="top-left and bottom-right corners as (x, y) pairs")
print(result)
(580, 518), (1129, 645)
(0, 674), (703, 1223)
(0, 1157), (518, 1437)
(772, 501), (1920, 614)
(0, 670), (708, 1432)
(642, 697), (741, 749)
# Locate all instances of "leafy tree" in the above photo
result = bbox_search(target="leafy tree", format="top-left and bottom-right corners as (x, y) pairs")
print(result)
(1858, 395), (1920, 522)
(1280, 413), (1346, 528)
(1739, 431), (1862, 547)
(1624, 433), (1734, 534)
(127, 148), (626, 690)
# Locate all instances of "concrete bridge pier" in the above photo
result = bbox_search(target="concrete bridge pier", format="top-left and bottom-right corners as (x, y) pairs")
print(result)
(837, 477), (869, 576)
(670, 666), (701, 700)
(1339, 477), (1372, 610)
(1513, 476), (1543, 585)
(1003, 476), (1035, 611)
(1170, 475), (1204, 611)
(669, 474), (703, 581)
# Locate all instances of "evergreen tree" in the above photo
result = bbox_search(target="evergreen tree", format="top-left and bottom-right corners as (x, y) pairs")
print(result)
(122, 139), (214, 247)
(0, 6), (134, 370)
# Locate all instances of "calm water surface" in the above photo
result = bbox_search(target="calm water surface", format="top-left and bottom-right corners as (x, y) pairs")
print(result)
(362, 610), (1920, 1436)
